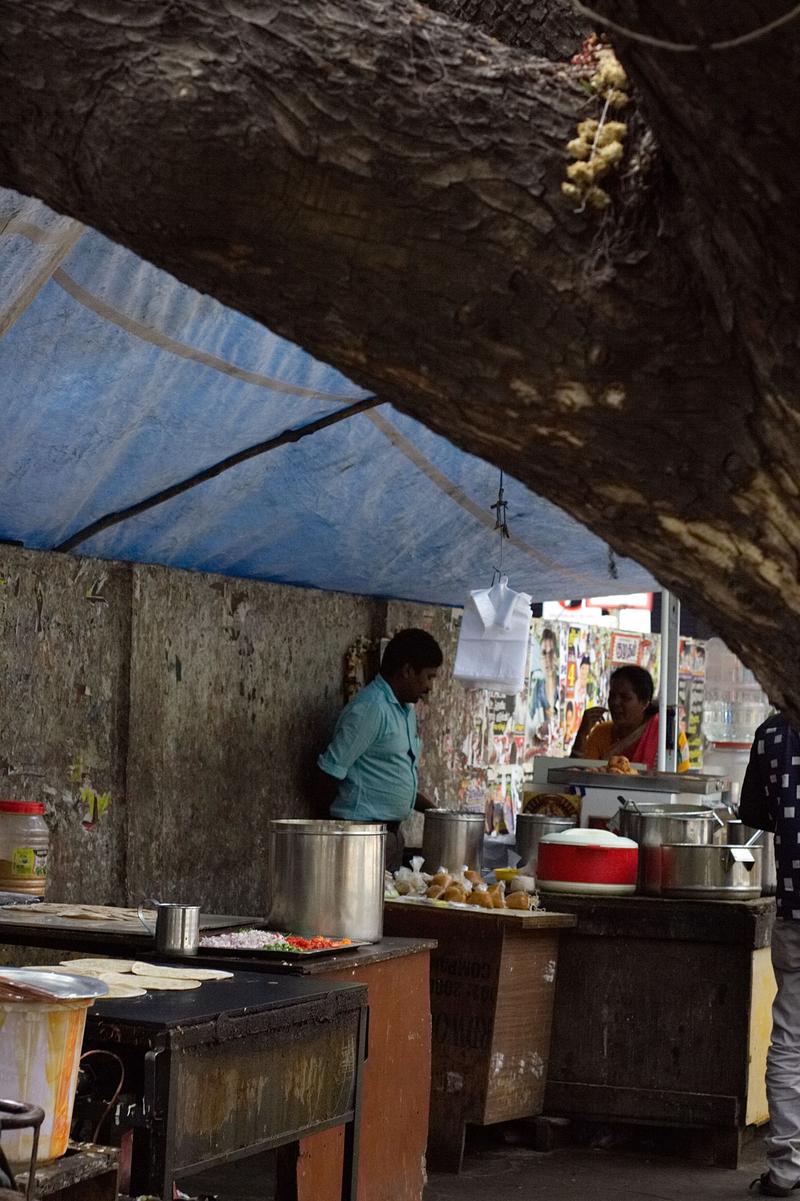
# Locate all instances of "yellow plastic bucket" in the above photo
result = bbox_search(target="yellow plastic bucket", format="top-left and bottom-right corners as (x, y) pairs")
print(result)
(0, 998), (93, 1164)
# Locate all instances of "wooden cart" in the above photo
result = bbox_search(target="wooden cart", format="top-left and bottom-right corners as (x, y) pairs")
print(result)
(383, 900), (575, 1172)
(542, 893), (776, 1165)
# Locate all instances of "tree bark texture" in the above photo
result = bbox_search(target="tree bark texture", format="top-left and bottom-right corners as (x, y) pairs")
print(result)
(1, 1), (799, 713)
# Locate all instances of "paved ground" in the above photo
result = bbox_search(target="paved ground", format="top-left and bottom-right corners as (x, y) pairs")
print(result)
(183, 1129), (768, 1200)
(426, 1139), (765, 1201)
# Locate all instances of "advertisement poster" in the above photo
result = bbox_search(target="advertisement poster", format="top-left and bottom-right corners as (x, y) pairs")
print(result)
(527, 620), (614, 758)
(489, 688), (528, 766)
(526, 622), (561, 755)
(609, 631), (641, 668)
(679, 638), (707, 769)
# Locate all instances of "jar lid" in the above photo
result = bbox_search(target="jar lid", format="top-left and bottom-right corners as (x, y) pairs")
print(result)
(540, 828), (638, 850)
(0, 800), (45, 815)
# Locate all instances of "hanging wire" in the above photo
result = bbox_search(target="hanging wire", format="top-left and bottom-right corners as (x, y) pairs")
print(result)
(491, 469), (511, 582)
(571, 0), (800, 52)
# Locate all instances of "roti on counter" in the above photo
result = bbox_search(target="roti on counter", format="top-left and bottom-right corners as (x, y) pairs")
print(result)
(97, 971), (200, 991)
(60, 958), (136, 974)
(51, 958), (232, 990)
(130, 962), (232, 981)
(95, 980), (147, 999)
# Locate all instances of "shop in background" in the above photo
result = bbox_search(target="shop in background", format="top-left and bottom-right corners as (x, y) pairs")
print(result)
(702, 637), (773, 802)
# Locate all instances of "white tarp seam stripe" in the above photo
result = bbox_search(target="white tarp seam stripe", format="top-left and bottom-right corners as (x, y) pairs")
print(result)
(366, 409), (593, 587)
(52, 269), (360, 403)
(2, 218), (361, 404)
(0, 219), (84, 339)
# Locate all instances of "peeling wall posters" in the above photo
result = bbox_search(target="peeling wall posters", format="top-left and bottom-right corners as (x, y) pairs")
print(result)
(679, 638), (707, 769)
(526, 620), (611, 757)
(526, 623), (561, 756)
(489, 686), (528, 766)
(451, 615), (704, 780)
(609, 631), (641, 668)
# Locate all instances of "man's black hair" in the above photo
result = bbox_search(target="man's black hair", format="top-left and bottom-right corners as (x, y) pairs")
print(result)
(381, 628), (443, 676)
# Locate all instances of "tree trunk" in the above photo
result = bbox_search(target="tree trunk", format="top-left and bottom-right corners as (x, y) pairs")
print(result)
(0, 0), (799, 714)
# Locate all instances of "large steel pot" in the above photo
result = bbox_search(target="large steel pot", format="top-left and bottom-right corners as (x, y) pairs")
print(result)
(267, 819), (386, 943)
(422, 810), (484, 873)
(725, 820), (777, 896)
(612, 802), (721, 894)
(660, 842), (763, 901)
(515, 814), (576, 875)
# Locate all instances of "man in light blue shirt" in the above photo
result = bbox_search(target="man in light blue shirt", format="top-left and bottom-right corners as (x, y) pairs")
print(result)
(316, 628), (443, 868)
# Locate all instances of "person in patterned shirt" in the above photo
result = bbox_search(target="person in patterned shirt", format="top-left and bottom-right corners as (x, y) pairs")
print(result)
(740, 712), (800, 1196)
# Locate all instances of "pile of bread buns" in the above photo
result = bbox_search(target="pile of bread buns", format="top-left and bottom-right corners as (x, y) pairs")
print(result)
(387, 857), (539, 912)
(423, 870), (535, 911)
(582, 755), (639, 776)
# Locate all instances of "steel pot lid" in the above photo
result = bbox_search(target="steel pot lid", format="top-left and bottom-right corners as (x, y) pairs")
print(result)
(0, 968), (109, 1001)
(425, 809), (484, 821)
(540, 828), (638, 850)
(516, 814), (575, 824)
(268, 820), (387, 835)
(661, 841), (763, 851)
(627, 808), (715, 818)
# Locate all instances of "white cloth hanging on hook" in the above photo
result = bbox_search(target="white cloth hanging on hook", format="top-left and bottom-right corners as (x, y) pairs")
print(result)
(453, 576), (532, 694)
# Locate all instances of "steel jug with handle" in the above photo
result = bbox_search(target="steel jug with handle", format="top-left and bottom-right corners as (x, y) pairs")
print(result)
(137, 899), (199, 956)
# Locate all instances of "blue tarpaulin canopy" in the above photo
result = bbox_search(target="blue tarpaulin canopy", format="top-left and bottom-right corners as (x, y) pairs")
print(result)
(0, 189), (655, 606)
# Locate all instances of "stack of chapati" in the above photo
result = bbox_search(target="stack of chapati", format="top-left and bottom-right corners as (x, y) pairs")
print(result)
(22, 959), (232, 999)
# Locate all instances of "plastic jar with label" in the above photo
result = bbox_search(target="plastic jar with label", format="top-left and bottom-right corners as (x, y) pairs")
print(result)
(0, 800), (49, 895)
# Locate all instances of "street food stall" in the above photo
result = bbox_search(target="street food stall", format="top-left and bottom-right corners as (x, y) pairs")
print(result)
(0, 942), (369, 1201)
(0, 904), (432, 1201)
(0, 755), (780, 1194)
(519, 761), (777, 1164)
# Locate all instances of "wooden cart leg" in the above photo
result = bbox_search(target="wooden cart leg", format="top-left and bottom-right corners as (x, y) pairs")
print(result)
(339, 1003), (368, 1201)
(275, 1142), (300, 1201)
(710, 1126), (742, 1168)
(425, 1104), (467, 1174)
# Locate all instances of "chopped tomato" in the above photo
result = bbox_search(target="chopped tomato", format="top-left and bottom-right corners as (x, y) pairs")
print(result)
(284, 934), (352, 951)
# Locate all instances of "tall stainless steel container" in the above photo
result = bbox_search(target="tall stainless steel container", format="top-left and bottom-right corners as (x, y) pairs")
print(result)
(422, 810), (484, 873)
(267, 820), (386, 943)
(612, 803), (720, 893)
(725, 819), (777, 896)
(515, 814), (576, 874)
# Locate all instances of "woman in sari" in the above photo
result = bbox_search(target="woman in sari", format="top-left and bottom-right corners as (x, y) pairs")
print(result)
(570, 665), (690, 772)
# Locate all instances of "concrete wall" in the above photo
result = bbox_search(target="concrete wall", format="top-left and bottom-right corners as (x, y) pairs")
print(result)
(0, 550), (131, 902)
(126, 563), (385, 913)
(1, 547), (474, 914)
(386, 600), (480, 849)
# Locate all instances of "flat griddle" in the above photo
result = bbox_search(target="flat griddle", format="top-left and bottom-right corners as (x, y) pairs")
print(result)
(87, 968), (362, 1027)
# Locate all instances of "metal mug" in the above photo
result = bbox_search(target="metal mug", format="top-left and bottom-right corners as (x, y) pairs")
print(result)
(137, 899), (200, 956)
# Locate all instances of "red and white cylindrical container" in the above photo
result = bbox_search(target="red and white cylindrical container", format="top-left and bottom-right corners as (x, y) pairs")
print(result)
(0, 800), (49, 895)
(536, 828), (638, 895)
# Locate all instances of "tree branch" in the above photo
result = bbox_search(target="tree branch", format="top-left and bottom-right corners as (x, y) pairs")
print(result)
(593, 3), (800, 390)
(424, 0), (589, 57)
(1, 0), (800, 718)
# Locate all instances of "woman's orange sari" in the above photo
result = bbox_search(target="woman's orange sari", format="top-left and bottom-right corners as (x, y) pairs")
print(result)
(584, 712), (690, 772)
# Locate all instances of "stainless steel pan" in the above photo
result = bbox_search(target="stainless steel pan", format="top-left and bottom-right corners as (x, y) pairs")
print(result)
(659, 838), (763, 901)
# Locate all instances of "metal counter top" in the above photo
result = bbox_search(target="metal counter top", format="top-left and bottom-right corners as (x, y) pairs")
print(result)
(86, 968), (365, 1031)
(547, 768), (728, 794)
